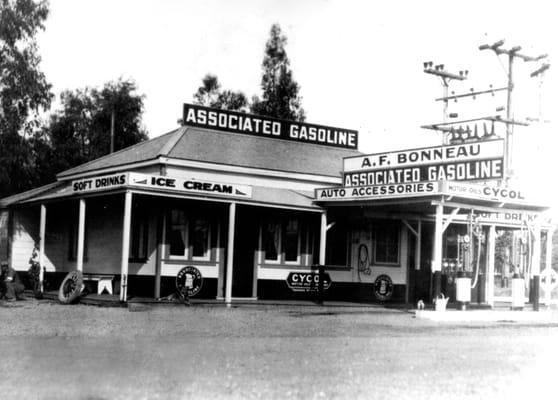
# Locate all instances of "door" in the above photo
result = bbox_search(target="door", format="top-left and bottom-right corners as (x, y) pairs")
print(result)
(231, 206), (258, 297)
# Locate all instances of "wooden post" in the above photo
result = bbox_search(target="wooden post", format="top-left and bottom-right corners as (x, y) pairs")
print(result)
(531, 225), (541, 311)
(486, 225), (496, 307)
(39, 204), (46, 291)
(415, 220), (422, 271)
(545, 229), (553, 306)
(319, 212), (327, 266)
(76, 199), (86, 272)
(154, 209), (164, 299)
(432, 203), (443, 299)
(120, 191), (132, 302)
(225, 202), (236, 304)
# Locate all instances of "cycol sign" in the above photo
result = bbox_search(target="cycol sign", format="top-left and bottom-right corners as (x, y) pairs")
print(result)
(286, 272), (332, 292)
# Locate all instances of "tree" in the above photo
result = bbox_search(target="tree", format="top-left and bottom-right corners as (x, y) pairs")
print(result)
(192, 74), (248, 111)
(0, 0), (52, 197)
(250, 24), (305, 122)
(44, 78), (148, 177)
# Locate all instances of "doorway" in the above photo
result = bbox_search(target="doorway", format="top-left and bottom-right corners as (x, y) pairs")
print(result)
(231, 206), (259, 298)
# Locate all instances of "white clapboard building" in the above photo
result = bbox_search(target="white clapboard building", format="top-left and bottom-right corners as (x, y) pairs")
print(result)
(0, 103), (554, 306)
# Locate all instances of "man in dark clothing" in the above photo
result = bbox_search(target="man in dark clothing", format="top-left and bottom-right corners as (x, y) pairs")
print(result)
(1, 262), (25, 301)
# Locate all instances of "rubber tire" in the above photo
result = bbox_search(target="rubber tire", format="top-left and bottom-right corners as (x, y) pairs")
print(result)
(58, 271), (83, 304)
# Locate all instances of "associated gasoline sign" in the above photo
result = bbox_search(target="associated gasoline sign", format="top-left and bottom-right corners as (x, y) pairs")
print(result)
(286, 272), (332, 292)
(343, 158), (503, 186)
(183, 103), (358, 149)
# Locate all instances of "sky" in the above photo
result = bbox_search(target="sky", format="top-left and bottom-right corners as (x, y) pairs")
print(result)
(36, 0), (557, 197)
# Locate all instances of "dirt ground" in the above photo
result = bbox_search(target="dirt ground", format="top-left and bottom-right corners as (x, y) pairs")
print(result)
(0, 299), (557, 400)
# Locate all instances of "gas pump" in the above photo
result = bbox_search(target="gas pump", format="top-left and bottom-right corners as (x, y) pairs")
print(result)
(455, 212), (485, 310)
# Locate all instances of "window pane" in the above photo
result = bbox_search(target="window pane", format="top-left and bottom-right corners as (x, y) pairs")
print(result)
(264, 221), (280, 261)
(169, 210), (186, 256)
(284, 218), (299, 262)
(192, 217), (210, 257)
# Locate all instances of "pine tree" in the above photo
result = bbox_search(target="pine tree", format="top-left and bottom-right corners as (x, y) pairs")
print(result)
(251, 24), (305, 122)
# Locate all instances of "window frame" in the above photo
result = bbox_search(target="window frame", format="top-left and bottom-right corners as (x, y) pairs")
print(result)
(283, 217), (302, 265)
(373, 221), (400, 265)
(190, 216), (211, 261)
(263, 219), (282, 264)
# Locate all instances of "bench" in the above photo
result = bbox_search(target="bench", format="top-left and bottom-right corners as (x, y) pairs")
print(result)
(83, 274), (114, 295)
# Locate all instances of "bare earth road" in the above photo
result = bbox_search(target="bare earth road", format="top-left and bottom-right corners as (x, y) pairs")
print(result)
(1, 299), (557, 400)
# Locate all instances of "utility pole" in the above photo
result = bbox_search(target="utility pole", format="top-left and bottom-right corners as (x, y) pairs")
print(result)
(479, 40), (547, 186)
(423, 62), (468, 144)
(479, 40), (548, 312)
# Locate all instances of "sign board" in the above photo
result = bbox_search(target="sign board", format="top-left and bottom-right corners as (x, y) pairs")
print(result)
(373, 275), (394, 301)
(343, 158), (503, 186)
(128, 173), (252, 198)
(315, 180), (535, 206)
(183, 103), (358, 149)
(343, 139), (504, 172)
(72, 172), (253, 199)
(176, 266), (203, 297)
(72, 173), (127, 193)
(286, 272), (332, 292)
(316, 182), (438, 201)
(440, 181), (528, 204)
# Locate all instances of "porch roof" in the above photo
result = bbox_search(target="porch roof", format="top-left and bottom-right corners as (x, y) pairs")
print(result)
(12, 180), (320, 212)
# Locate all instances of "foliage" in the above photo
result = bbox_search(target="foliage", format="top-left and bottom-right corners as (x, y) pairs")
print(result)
(192, 74), (248, 111)
(43, 78), (148, 177)
(0, 0), (52, 198)
(250, 24), (305, 122)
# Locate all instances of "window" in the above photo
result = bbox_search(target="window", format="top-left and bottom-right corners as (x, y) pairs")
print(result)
(263, 220), (281, 262)
(169, 210), (187, 257)
(191, 217), (210, 259)
(374, 222), (399, 264)
(130, 213), (148, 261)
(168, 209), (213, 260)
(284, 218), (300, 263)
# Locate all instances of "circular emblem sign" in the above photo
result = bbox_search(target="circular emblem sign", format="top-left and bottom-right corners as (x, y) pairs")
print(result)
(176, 266), (203, 297)
(373, 274), (394, 301)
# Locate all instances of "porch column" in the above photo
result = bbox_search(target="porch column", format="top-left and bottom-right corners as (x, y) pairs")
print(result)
(39, 204), (46, 291)
(531, 225), (541, 311)
(76, 198), (86, 272)
(545, 229), (553, 306)
(154, 208), (165, 299)
(120, 191), (132, 302)
(432, 203), (443, 299)
(486, 225), (496, 307)
(415, 220), (422, 271)
(225, 202), (236, 304)
(319, 211), (327, 266)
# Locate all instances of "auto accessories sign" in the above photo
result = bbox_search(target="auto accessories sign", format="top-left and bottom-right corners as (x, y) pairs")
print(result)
(286, 272), (332, 292)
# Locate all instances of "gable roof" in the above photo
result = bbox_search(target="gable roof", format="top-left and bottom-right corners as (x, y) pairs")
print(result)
(57, 126), (361, 179)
